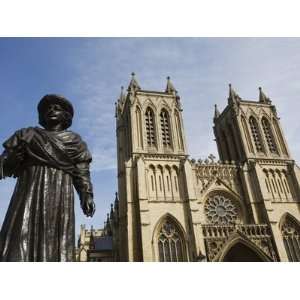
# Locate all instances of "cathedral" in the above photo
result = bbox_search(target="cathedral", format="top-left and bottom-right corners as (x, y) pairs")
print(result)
(79, 73), (300, 262)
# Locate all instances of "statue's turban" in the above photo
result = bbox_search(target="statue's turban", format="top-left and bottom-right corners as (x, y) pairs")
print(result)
(38, 94), (74, 117)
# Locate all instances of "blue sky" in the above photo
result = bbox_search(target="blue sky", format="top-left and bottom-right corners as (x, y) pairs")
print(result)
(0, 38), (300, 238)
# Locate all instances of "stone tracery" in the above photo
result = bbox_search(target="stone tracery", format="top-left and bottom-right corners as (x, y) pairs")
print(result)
(157, 218), (186, 262)
(205, 195), (239, 225)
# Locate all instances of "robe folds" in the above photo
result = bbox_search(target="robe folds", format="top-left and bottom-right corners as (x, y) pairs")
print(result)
(0, 127), (93, 262)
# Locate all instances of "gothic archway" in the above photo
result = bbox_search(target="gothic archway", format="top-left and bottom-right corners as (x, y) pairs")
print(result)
(218, 236), (271, 262)
(223, 243), (265, 262)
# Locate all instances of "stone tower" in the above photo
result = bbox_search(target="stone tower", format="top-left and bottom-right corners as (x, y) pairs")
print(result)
(213, 85), (300, 261)
(115, 76), (300, 262)
(115, 74), (196, 261)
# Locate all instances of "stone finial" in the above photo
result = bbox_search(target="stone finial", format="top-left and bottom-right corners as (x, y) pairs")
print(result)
(259, 87), (271, 104)
(228, 83), (241, 104)
(214, 104), (220, 121)
(165, 76), (177, 94)
(119, 86), (126, 103)
(208, 154), (216, 163)
(128, 72), (141, 92)
(110, 203), (114, 219)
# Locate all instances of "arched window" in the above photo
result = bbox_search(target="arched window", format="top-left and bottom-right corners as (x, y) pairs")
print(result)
(148, 165), (156, 199)
(273, 118), (288, 155)
(241, 116), (254, 153)
(280, 214), (300, 261)
(145, 107), (156, 147)
(249, 116), (264, 153)
(261, 117), (278, 153)
(175, 111), (184, 150)
(160, 109), (171, 147)
(157, 218), (187, 262)
(135, 106), (143, 148)
(221, 130), (231, 161)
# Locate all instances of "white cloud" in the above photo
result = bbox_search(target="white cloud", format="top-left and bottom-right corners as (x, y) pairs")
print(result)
(65, 38), (300, 174)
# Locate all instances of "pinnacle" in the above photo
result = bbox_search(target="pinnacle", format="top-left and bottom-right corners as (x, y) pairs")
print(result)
(228, 83), (241, 102)
(259, 86), (271, 104)
(128, 72), (141, 91)
(214, 104), (220, 120)
(165, 76), (177, 94)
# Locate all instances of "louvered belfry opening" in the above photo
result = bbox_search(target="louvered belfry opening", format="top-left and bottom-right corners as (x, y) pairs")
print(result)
(160, 109), (171, 147)
(145, 107), (156, 147)
(249, 116), (263, 152)
(261, 117), (277, 153)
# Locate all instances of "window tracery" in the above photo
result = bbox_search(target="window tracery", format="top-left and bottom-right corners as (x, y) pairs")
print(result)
(175, 111), (184, 150)
(261, 117), (277, 153)
(249, 116), (264, 152)
(160, 109), (171, 147)
(145, 107), (156, 147)
(205, 195), (240, 225)
(157, 219), (186, 262)
(281, 215), (300, 261)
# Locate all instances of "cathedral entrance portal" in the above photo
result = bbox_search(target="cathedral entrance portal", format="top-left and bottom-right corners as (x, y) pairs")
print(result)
(222, 242), (266, 262)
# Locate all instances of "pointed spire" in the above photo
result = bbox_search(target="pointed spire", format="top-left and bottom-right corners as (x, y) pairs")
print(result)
(259, 87), (271, 104)
(106, 213), (112, 236)
(127, 72), (141, 92)
(228, 83), (241, 104)
(165, 76), (177, 94)
(119, 86), (126, 103)
(110, 203), (114, 220)
(214, 104), (220, 121)
(114, 192), (119, 210)
(114, 101), (118, 118)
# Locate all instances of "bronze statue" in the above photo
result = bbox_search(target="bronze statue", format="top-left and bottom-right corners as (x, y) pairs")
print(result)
(0, 94), (95, 261)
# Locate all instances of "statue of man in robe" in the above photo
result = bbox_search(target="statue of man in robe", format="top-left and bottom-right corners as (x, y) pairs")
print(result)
(0, 94), (95, 262)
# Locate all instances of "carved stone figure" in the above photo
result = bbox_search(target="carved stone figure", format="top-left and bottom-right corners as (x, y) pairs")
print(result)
(0, 94), (95, 262)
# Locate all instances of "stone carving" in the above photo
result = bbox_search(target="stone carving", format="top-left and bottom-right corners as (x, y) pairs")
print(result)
(205, 195), (238, 225)
(202, 224), (277, 261)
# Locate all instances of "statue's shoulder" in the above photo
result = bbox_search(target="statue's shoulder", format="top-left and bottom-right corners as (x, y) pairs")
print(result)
(10, 127), (37, 140)
(4, 127), (37, 149)
(14, 126), (36, 134)
(64, 130), (85, 142)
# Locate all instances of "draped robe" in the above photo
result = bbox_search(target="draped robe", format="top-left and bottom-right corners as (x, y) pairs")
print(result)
(0, 127), (93, 262)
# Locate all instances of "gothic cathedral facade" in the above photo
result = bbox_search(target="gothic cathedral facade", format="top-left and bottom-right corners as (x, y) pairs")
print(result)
(114, 74), (300, 262)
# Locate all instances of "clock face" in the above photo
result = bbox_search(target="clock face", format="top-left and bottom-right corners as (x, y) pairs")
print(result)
(205, 195), (238, 225)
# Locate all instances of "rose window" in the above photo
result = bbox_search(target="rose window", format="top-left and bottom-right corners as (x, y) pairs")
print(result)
(205, 195), (238, 224)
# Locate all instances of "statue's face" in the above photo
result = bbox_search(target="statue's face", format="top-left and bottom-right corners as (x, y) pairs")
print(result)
(43, 103), (66, 127)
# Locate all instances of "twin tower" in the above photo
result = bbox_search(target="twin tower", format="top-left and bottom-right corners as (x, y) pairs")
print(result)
(115, 73), (300, 262)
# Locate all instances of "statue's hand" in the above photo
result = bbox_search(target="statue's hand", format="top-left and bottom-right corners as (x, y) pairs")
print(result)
(80, 193), (95, 217)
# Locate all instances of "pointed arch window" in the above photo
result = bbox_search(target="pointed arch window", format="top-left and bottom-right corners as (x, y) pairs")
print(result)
(175, 111), (184, 150)
(145, 107), (156, 147)
(241, 116), (254, 153)
(261, 117), (278, 153)
(273, 118), (288, 156)
(249, 116), (264, 152)
(157, 218), (187, 262)
(280, 215), (300, 261)
(160, 109), (171, 147)
(135, 106), (143, 148)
